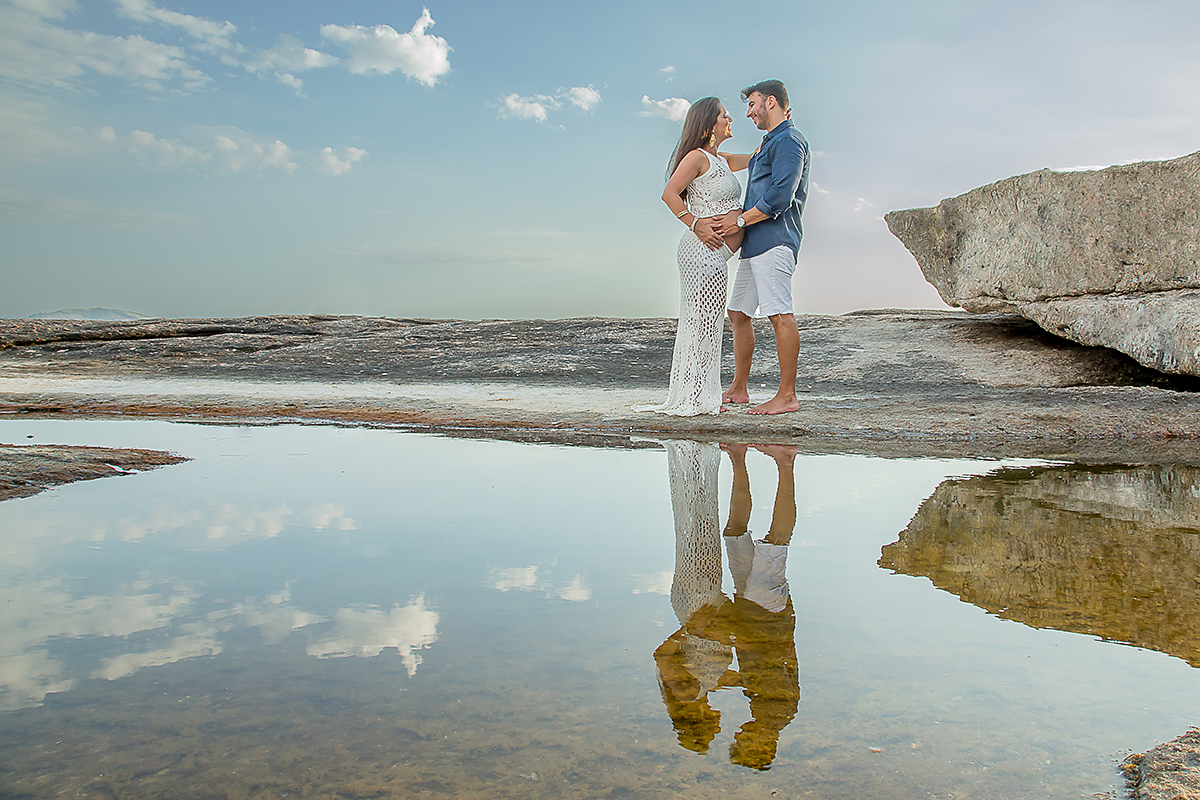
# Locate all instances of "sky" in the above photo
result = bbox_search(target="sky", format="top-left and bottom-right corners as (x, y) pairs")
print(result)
(2, 0), (1199, 320)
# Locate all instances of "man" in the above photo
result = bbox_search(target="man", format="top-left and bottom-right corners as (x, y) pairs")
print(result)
(719, 80), (810, 415)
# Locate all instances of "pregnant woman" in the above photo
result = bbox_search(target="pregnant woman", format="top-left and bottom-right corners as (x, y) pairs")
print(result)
(641, 97), (747, 416)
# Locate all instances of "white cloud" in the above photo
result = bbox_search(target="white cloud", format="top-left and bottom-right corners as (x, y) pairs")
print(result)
(640, 95), (690, 123)
(811, 181), (831, 195)
(498, 93), (558, 122)
(556, 574), (591, 602)
(631, 571), (673, 595)
(245, 33), (340, 92)
(660, 65), (675, 75)
(7, 0), (76, 18)
(104, 125), (331, 176)
(275, 71), (303, 93)
(563, 84), (601, 112)
(308, 502), (359, 529)
(0, 1), (212, 91)
(315, 146), (367, 176)
(234, 583), (327, 646)
(93, 626), (222, 681)
(320, 7), (451, 86)
(306, 595), (439, 677)
(497, 85), (602, 123)
(124, 128), (211, 170)
(854, 196), (875, 212)
(491, 565), (539, 592)
(113, 0), (239, 53)
(0, 576), (204, 708)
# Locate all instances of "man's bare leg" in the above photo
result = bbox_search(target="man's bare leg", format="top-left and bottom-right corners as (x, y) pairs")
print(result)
(752, 444), (797, 545)
(723, 310), (754, 404)
(749, 313), (800, 415)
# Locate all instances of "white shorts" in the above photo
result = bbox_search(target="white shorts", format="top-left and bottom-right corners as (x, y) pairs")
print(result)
(727, 244), (797, 318)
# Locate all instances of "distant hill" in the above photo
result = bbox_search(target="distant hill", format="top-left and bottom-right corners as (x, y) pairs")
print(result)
(24, 308), (152, 321)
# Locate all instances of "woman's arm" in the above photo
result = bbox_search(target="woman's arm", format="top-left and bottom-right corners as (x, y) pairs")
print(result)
(662, 150), (723, 250)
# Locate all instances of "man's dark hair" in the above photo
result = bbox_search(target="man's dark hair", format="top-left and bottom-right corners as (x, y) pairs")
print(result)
(741, 80), (788, 110)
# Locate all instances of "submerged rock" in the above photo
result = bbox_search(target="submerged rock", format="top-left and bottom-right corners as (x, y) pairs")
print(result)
(1124, 728), (1200, 800)
(885, 151), (1200, 376)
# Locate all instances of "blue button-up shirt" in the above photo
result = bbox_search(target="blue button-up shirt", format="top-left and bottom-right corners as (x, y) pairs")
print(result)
(742, 120), (810, 260)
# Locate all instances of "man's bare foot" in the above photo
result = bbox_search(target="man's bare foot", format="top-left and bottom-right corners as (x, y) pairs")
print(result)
(748, 395), (799, 415)
(722, 387), (750, 404)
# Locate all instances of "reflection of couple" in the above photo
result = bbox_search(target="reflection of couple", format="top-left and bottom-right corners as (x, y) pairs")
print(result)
(654, 440), (800, 770)
(642, 80), (810, 417)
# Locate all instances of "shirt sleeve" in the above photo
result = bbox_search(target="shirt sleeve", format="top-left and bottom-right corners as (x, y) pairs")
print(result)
(753, 135), (806, 219)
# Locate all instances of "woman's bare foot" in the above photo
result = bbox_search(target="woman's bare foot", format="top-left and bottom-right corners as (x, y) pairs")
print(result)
(719, 441), (750, 457)
(748, 393), (799, 415)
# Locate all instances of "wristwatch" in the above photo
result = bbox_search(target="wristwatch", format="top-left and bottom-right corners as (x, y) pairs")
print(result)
(736, 215), (746, 229)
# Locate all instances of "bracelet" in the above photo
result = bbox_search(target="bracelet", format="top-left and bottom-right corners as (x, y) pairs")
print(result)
(689, 217), (698, 232)
(675, 209), (688, 219)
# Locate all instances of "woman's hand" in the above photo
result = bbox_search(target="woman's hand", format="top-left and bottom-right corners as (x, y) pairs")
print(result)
(692, 217), (725, 250)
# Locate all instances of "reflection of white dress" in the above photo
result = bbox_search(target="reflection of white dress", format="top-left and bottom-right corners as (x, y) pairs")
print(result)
(663, 439), (731, 693)
(642, 151), (743, 416)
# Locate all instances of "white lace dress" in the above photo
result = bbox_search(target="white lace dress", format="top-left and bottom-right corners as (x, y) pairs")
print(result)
(641, 150), (743, 416)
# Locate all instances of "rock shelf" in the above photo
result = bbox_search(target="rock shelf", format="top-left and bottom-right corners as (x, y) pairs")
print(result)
(2, 311), (1199, 461)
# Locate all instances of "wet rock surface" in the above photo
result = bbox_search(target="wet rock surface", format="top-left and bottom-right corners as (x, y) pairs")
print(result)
(1124, 728), (1200, 800)
(885, 151), (1200, 376)
(2, 312), (1200, 461)
(0, 443), (188, 501)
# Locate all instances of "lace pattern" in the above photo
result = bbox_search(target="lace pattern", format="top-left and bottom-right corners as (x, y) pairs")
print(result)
(639, 151), (742, 416)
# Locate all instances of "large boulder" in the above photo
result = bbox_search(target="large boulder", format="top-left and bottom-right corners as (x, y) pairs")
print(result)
(886, 151), (1200, 376)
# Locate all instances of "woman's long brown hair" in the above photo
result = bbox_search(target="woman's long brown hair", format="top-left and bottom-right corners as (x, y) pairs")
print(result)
(665, 97), (722, 200)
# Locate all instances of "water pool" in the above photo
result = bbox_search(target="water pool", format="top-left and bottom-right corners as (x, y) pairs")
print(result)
(1, 419), (1197, 799)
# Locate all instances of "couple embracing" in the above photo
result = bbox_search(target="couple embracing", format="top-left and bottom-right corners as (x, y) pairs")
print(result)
(642, 80), (810, 417)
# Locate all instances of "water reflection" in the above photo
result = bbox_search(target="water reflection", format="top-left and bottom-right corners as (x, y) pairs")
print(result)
(654, 440), (800, 770)
(0, 575), (437, 710)
(880, 464), (1200, 666)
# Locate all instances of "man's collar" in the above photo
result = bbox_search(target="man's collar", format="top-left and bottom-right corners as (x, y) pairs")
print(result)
(763, 119), (794, 142)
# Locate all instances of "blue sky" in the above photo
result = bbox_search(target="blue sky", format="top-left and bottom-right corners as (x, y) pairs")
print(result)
(2, 0), (1198, 319)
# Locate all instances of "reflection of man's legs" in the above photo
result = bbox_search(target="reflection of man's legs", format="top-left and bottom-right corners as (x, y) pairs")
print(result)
(728, 597), (800, 771)
(716, 442), (801, 769)
(756, 444), (797, 545)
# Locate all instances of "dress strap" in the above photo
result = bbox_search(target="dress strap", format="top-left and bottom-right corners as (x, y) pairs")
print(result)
(696, 148), (720, 175)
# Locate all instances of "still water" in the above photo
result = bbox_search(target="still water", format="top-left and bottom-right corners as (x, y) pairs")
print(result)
(2, 420), (1199, 799)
